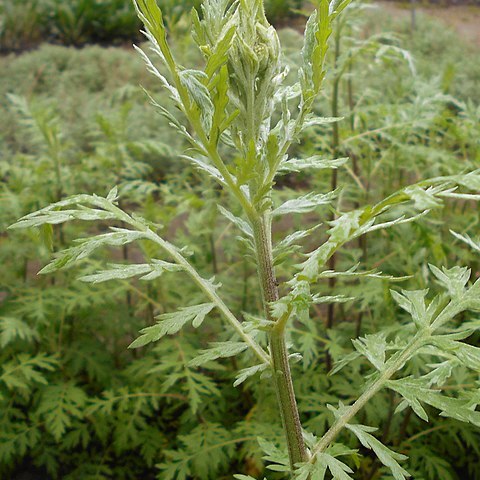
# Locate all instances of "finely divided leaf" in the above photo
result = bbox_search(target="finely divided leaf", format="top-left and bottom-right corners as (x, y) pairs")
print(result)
(273, 191), (337, 216)
(9, 190), (121, 230)
(386, 378), (430, 422)
(9, 207), (117, 229)
(129, 303), (215, 348)
(387, 376), (480, 427)
(302, 116), (344, 129)
(429, 264), (470, 298)
(79, 260), (183, 283)
(279, 156), (348, 174)
(299, 453), (354, 480)
(450, 230), (480, 253)
(318, 264), (410, 281)
(258, 437), (290, 472)
(0, 317), (38, 348)
(79, 264), (153, 283)
(36, 383), (87, 441)
(234, 363), (269, 387)
(234, 476), (267, 480)
(391, 289), (430, 329)
(346, 424), (410, 480)
(218, 205), (253, 238)
(181, 155), (226, 185)
(188, 342), (248, 367)
(179, 69), (214, 131)
(39, 229), (147, 274)
(352, 333), (387, 372)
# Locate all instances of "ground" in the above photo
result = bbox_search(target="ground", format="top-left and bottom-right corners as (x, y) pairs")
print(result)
(378, 1), (480, 45)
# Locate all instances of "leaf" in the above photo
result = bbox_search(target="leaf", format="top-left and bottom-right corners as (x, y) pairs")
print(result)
(312, 294), (355, 304)
(346, 423), (410, 480)
(233, 363), (269, 387)
(273, 191), (337, 216)
(278, 156), (348, 174)
(158, 423), (235, 480)
(320, 454), (354, 480)
(9, 207), (118, 229)
(181, 155), (226, 185)
(404, 185), (447, 210)
(450, 230), (480, 253)
(133, 45), (180, 101)
(302, 116), (344, 129)
(330, 0), (352, 18)
(318, 264), (410, 281)
(300, 0), (334, 95)
(275, 227), (318, 253)
(188, 342), (248, 367)
(39, 229), (147, 274)
(9, 190), (121, 230)
(426, 394), (480, 426)
(390, 289), (431, 329)
(352, 333), (387, 372)
(452, 169), (480, 190)
(218, 205), (253, 238)
(234, 476), (267, 480)
(0, 353), (57, 397)
(133, 0), (175, 72)
(0, 317), (38, 348)
(234, 476), (266, 480)
(79, 263), (152, 283)
(140, 259), (185, 281)
(422, 360), (456, 388)
(179, 69), (214, 131)
(295, 462), (327, 480)
(387, 376), (480, 426)
(36, 383), (87, 441)
(386, 378), (430, 422)
(299, 453), (354, 480)
(330, 351), (362, 376)
(274, 226), (321, 265)
(129, 303), (216, 348)
(429, 264), (470, 298)
(297, 173), (480, 281)
(79, 260), (183, 283)
(204, 26), (236, 78)
(300, 10), (318, 89)
(362, 210), (431, 235)
(435, 340), (480, 372)
(258, 437), (290, 472)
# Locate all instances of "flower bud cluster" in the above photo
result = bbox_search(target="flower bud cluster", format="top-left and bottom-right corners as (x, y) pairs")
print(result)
(227, 0), (283, 147)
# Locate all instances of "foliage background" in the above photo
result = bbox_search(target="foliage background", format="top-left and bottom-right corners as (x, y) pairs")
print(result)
(1, 0), (480, 479)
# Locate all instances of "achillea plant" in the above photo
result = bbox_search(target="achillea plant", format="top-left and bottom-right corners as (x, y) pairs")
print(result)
(10, 0), (480, 478)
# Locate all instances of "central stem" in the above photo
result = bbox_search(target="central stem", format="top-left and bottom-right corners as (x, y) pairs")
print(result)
(251, 213), (308, 471)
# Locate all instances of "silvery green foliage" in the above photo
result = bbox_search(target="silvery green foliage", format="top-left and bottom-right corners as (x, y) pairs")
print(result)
(9, 0), (480, 478)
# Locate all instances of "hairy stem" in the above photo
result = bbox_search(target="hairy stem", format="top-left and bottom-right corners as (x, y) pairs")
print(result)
(251, 213), (308, 471)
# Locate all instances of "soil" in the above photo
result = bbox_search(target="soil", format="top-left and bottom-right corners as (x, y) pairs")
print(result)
(377, 2), (480, 45)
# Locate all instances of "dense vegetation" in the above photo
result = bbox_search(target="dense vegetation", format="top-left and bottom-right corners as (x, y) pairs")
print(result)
(1, 1), (480, 479)
(0, 0), (304, 51)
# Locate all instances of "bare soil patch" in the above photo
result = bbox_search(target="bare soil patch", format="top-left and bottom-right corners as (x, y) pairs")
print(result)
(378, 2), (480, 45)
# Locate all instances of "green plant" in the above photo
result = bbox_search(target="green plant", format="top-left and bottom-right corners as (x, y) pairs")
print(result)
(0, 0), (45, 51)
(7, 0), (480, 479)
(264, 0), (303, 23)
